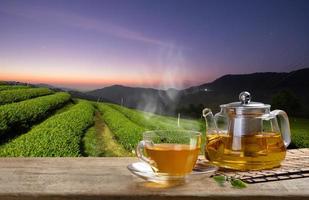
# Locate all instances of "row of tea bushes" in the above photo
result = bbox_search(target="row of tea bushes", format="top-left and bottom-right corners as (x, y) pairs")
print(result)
(150, 112), (205, 132)
(0, 92), (70, 136)
(0, 88), (53, 105)
(108, 103), (204, 132)
(105, 103), (206, 154)
(107, 103), (170, 130)
(98, 103), (145, 151)
(82, 126), (99, 157)
(0, 101), (95, 156)
(0, 85), (30, 91)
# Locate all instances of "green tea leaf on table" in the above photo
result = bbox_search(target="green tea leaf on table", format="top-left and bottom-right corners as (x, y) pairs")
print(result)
(213, 175), (226, 186)
(230, 179), (247, 189)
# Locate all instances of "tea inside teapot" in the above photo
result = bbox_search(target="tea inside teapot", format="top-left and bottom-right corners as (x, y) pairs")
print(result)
(203, 91), (291, 171)
(206, 133), (286, 170)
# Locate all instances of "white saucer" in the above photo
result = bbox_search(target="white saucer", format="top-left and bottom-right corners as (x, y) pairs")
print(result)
(127, 162), (218, 184)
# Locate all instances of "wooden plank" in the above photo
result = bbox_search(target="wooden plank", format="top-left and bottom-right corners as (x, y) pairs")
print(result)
(0, 157), (308, 200)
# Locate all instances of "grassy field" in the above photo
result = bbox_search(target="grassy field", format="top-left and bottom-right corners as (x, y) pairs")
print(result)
(289, 118), (309, 148)
(0, 84), (307, 157)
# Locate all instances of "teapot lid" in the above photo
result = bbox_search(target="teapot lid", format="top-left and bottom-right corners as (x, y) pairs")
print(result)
(221, 91), (270, 114)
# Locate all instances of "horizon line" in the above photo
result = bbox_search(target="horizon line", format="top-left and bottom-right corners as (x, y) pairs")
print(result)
(1, 67), (308, 91)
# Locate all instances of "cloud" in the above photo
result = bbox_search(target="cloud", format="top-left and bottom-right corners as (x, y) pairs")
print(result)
(0, 5), (169, 47)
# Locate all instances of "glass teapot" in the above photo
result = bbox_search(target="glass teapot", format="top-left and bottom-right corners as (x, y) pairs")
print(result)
(202, 91), (291, 170)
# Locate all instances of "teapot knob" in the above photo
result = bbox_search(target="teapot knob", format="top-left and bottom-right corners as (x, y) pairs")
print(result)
(239, 91), (251, 104)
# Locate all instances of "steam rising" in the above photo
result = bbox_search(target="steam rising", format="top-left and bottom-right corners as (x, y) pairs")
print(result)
(136, 44), (200, 130)
(137, 45), (186, 113)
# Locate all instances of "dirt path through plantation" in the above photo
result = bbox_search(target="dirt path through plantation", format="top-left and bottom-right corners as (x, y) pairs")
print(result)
(94, 111), (131, 157)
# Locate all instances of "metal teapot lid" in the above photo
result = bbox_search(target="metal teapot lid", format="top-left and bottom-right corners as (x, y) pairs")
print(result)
(221, 91), (270, 114)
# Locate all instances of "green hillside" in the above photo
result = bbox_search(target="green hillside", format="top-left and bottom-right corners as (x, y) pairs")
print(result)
(0, 84), (308, 157)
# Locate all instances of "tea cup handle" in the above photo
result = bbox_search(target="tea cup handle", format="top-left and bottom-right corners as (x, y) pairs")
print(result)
(271, 110), (291, 148)
(136, 141), (151, 164)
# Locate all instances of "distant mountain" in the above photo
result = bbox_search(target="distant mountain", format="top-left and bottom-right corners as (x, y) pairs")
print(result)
(86, 85), (180, 114)
(86, 68), (309, 117)
(4, 68), (308, 117)
(185, 68), (309, 94)
(35, 83), (59, 89)
(180, 68), (309, 116)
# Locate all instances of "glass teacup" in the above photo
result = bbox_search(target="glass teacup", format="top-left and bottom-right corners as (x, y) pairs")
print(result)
(136, 130), (201, 182)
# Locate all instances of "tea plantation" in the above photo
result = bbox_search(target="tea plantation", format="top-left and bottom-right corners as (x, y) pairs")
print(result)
(0, 84), (307, 157)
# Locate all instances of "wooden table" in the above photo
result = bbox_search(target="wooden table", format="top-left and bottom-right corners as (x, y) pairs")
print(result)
(0, 157), (308, 200)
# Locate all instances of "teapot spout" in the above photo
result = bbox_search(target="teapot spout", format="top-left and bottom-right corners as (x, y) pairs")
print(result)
(202, 108), (217, 133)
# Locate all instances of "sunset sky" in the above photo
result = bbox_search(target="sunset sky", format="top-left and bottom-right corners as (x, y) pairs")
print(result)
(0, 0), (308, 90)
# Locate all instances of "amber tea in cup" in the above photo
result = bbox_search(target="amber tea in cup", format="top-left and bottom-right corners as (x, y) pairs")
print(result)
(136, 130), (201, 179)
(145, 144), (200, 176)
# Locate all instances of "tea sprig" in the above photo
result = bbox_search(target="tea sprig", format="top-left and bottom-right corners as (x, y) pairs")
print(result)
(213, 175), (247, 189)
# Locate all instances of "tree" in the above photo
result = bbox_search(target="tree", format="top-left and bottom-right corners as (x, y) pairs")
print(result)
(271, 90), (301, 116)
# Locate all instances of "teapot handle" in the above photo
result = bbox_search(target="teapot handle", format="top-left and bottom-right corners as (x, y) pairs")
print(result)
(202, 108), (217, 133)
(270, 110), (291, 148)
